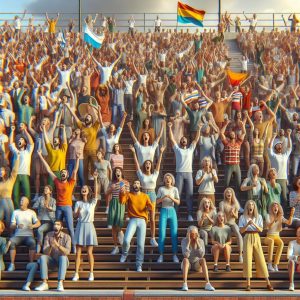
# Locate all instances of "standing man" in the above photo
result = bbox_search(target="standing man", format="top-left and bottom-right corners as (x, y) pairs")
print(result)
(154, 16), (162, 32)
(128, 16), (135, 37)
(37, 150), (79, 253)
(168, 122), (200, 221)
(34, 220), (71, 292)
(119, 180), (154, 272)
(9, 124), (34, 208)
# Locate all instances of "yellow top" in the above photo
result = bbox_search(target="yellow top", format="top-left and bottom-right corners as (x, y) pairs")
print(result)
(0, 159), (19, 198)
(119, 192), (153, 222)
(78, 121), (100, 151)
(48, 20), (58, 33)
(45, 142), (67, 172)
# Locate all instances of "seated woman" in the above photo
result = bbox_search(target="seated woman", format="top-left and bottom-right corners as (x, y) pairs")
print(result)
(156, 173), (180, 263)
(72, 171), (99, 281)
(289, 176), (300, 228)
(211, 211), (232, 272)
(264, 202), (294, 272)
(32, 185), (56, 254)
(241, 164), (268, 219)
(219, 188), (243, 262)
(197, 197), (217, 246)
(265, 168), (282, 209)
(195, 156), (218, 206)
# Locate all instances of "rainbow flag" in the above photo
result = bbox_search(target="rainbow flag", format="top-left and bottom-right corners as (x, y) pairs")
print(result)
(177, 2), (206, 27)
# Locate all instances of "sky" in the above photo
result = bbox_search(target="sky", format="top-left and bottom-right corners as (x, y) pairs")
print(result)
(0, 0), (299, 31)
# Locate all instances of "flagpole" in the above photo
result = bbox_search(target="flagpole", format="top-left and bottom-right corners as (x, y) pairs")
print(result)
(218, 0), (221, 23)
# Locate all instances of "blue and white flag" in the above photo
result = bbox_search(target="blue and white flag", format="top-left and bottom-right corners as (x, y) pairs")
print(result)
(84, 25), (104, 49)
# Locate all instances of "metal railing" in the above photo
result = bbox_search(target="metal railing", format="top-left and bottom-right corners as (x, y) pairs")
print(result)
(0, 12), (298, 32)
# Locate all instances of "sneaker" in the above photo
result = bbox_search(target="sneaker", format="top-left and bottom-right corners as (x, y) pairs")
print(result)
(150, 238), (158, 247)
(88, 272), (94, 281)
(111, 247), (119, 255)
(118, 231), (124, 245)
(187, 215), (194, 222)
(225, 265), (231, 272)
(7, 263), (15, 272)
(274, 265), (279, 272)
(289, 283), (295, 291)
(120, 254), (127, 263)
(239, 254), (243, 263)
(182, 282), (189, 291)
(268, 263), (275, 272)
(173, 255), (179, 263)
(205, 282), (215, 291)
(57, 281), (64, 292)
(105, 206), (109, 214)
(136, 266), (142, 272)
(72, 273), (79, 281)
(35, 282), (49, 291)
(36, 244), (41, 254)
(213, 265), (218, 272)
(157, 255), (163, 263)
(22, 282), (31, 291)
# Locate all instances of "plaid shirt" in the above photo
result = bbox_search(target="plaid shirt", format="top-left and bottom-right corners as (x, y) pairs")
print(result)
(251, 139), (264, 157)
(223, 139), (242, 165)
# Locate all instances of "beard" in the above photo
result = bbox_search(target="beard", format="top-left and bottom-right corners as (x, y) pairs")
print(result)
(133, 187), (140, 192)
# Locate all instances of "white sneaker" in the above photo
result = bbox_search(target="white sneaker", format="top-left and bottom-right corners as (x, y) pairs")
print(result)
(150, 238), (158, 247)
(187, 215), (194, 222)
(182, 282), (188, 291)
(88, 272), (94, 281)
(136, 266), (142, 272)
(157, 255), (163, 263)
(22, 282), (31, 291)
(173, 255), (179, 263)
(205, 282), (215, 291)
(118, 231), (124, 245)
(57, 281), (64, 292)
(274, 265), (279, 272)
(105, 207), (109, 214)
(35, 282), (49, 291)
(111, 247), (119, 255)
(72, 273), (79, 281)
(268, 263), (275, 272)
(239, 254), (243, 263)
(120, 255), (127, 263)
(289, 283), (295, 291)
(7, 263), (15, 272)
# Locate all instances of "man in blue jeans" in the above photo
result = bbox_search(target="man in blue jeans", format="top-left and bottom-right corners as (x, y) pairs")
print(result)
(34, 220), (71, 292)
(119, 180), (153, 272)
(168, 122), (200, 221)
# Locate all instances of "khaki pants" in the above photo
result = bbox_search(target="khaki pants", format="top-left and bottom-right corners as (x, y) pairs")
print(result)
(243, 233), (268, 278)
(264, 234), (284, 265)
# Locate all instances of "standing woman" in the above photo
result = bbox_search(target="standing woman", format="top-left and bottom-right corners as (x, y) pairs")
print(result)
(241, 164), (268, 219)
(239, 200), (273, 291)
(265, 168), (282, 209)
(156, 173), (180, 263)
(197, 197), (217, 246)
(264, 202), (294, 272)
(72, 171), (99, 281)
(0, 154), (19, 227)
(129, 144), (165, 247)
(195, 156), (218, 206)
(106, 167), (130, 254)
(219, 188), (243, 262)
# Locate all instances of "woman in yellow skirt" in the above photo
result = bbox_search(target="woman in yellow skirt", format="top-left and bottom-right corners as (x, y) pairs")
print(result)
(238, 200), (273, 291)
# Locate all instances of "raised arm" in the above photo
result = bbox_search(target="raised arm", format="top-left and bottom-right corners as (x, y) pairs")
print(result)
(127, 122), (138, 144)
(154, 120), (165, 144)
(37, 150), (56, 180)
(64, 103), (82, 127)
(119, 111), (127, 129)
(71, 155), (80, 180)
(129, 144), (140, 171)
(155, 145), (166, 172)
(191, 126), (201, 145)
(167, 122), (177, 147)
(20, 124), (34, 145)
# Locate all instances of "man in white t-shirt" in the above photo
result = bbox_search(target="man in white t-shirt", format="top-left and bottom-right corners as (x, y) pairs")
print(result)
(268, 129), (292, 209)
(9, 123), (34, 208)
(154, 16), (162, 32)
(168, 122), (200, 221)
(7, 196), (40, 271)
(128, 16), (135, 37)
(128, 121), (164, 166)
(287, 227), (300, 291)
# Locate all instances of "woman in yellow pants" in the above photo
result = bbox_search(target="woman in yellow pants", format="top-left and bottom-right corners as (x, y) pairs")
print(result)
(239, 200), (273, 291)
(264, 203), (294, 272)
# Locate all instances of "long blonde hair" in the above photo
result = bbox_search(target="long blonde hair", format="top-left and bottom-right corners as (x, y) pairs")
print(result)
(215, 211), (227, 226)
(269, 202), (283, 219)
(222, 187), (240, 211)
(198, 197), (215, 212)
(243, 200), (258, 220)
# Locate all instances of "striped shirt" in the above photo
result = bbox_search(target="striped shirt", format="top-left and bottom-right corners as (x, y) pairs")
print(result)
(231, 92), (243, 110)
(223, 139), (242, 165)
(110, 154), (124, 170)
(111, 180), (130, 198)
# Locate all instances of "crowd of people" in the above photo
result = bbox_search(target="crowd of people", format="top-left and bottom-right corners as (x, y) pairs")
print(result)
(0, 10), (300, 293)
